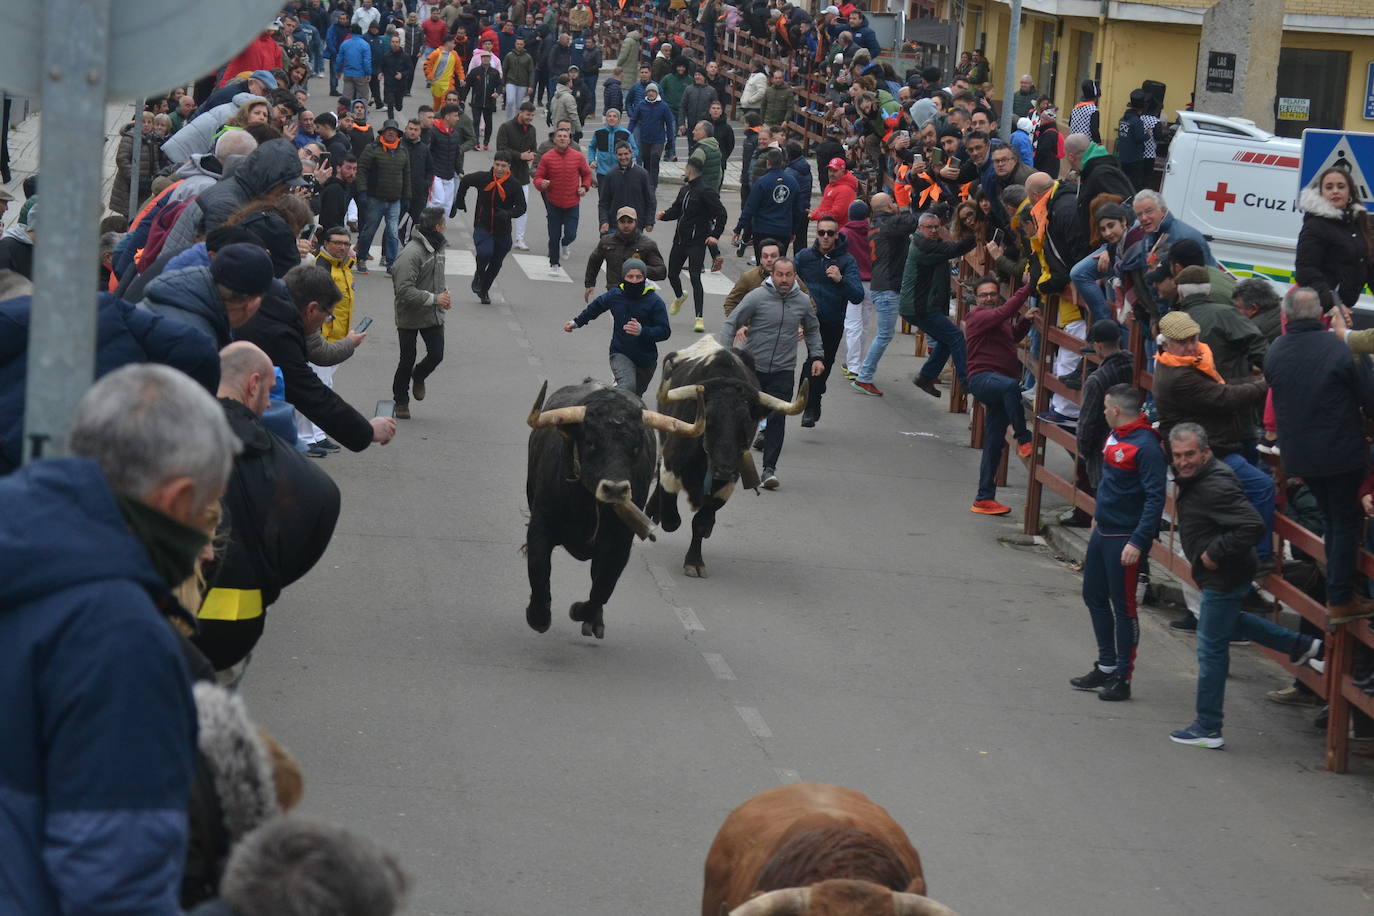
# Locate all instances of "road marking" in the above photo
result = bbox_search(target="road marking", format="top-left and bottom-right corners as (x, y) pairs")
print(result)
(735, 706), (773, 739)
(511, 253), (573, 282)
(674, 605), (704, 632)
(648, 564), (676, 592)
(366, 245), (476, 275)
(701, 652), (735, 680)
(774, 768), (802, 784)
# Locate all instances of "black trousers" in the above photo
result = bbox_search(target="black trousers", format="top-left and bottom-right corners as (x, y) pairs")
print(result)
(755, 368), (792, 472)
(668, 240), (707, 318)
(475, 106), (496, 144)
(393, 325), (445, 404)
(385, 77), (406, 117)
(804, 318), (843, 408)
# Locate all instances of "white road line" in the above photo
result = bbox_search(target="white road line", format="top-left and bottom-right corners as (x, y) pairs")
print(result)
(648, 564), (676, 592)
(673, 606), (704, 632)
(511, 253), (573, 282)
(701, 652), (735, 680)
(735, 706), (773, 739)
(774, 768), (802, 784)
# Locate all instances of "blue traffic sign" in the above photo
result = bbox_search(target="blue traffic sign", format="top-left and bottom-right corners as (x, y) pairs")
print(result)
(1300, 129), (1374, 213)
(1366, 62), (1374, 120)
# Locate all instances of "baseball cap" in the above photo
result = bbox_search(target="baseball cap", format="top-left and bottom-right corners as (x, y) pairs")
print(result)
(250, 70), (278, 89)
(828, 157), (847, 171)
(211, 243), (274, 296)
(1080, 319), (1123, 353)
(823, 4), (840, 14)
(0, 189), (13, 203)
(1159, 310), (1201, 340)
(616, 206), (638, 221)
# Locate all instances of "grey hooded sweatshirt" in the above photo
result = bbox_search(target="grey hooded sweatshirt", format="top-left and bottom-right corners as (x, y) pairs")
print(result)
(718, 276), (822, 374)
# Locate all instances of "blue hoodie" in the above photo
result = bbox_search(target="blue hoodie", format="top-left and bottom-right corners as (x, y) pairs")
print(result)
(629, 92), (676, 147)
(736, 165), (804, 240)
(1093, 414), (1167, 550)
(572, 281), (672, 368)
(0, 458), (198, 915)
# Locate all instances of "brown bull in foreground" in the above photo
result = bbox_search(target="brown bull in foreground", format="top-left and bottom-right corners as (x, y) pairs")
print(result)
(702, 783), (959, 916)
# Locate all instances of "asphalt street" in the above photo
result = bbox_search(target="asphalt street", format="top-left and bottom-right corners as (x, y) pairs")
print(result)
(245, 93), (1374, 915)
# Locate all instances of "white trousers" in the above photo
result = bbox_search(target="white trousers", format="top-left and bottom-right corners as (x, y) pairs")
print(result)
(505, 83), (526, 116)
(428, 176), (455, 213)
(295, 363), (337, 443)
(843, 293), (874, 370)
(1050, 319), (1086, 418)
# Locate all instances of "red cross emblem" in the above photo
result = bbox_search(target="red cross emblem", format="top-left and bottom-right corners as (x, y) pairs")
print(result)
(1205, 182), (1237, 212)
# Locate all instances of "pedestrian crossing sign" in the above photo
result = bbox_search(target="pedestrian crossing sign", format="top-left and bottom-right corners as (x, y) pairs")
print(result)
(1299, 129), (1374, 212)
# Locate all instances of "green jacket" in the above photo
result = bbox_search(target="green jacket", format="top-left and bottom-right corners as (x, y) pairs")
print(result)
(1177, 291), (1266, 383)
(391, 231), (446, 329)
(689, 136), (722, 192)
(356, 140), (411, 204)
(761, 85), (794, 128)
(504, 50), (534, 88)
(899, 234), (977, 319)
(616, 31), (641, 72)
(658, 71), (689, 116)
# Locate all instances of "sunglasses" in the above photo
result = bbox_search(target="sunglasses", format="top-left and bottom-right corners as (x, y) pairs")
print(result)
(816, 229), (838, 237)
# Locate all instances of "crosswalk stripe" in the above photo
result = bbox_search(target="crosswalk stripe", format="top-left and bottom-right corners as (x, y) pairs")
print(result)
(511, 253), (573, 283)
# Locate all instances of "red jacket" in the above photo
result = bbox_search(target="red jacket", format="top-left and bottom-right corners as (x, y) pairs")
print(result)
(964, 284), (1033, 379)
(811, 170), (857, 222)
(838, 218), (871, 281)
(478, 28), (501, 54)
(219, 33), (285, 86)
(533, 146), (593, 208)
(421, 17), (448, 48)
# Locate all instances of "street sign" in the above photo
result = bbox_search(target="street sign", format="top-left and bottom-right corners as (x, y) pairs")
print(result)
(1299, 129), (1374, 213)
(1206, 51), (1236, 94)
(1365, 62), (1374, 120)
(0, 0), (285, 99)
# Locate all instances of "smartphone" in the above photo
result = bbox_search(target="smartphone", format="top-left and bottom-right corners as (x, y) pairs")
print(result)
(353, 316), (374, 333)
(992, 229), (1005, 247)
(374, 399), (395, 418)
(947, 156), (962, 169)
(300, 224), (315, 241)
(927, 148), (944, 168)
(317, 151), (330, 169)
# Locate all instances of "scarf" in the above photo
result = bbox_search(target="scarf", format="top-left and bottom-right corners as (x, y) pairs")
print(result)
(115, 493), (210, 590)
(484, 170), (509, 200)
(1156, 340), (1224, 384)
(378, 133), (400, 151)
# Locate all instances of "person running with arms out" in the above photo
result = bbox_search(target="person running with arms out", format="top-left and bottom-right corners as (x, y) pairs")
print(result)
(563, 257), (671, 396)
(657, 158), (727, 333)
(456, 152), (526, 304)
(1071, 384), (1166, 702)
(718, 258), (825, 491)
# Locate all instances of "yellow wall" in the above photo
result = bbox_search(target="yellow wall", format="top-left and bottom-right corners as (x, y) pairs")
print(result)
(1278, 31), (1374, 130)
(1099, 20), (1201, 128)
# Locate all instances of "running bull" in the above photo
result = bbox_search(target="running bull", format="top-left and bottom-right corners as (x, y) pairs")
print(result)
(702, 782), (958, 916)
(524, 379), (704, 638)
(647, 337), (807, 577)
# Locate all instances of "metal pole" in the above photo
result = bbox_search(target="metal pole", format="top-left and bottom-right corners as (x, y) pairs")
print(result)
(999, 0), (1022, 143)
(127, 97), (143, 221)
(21, 0), (111, 462)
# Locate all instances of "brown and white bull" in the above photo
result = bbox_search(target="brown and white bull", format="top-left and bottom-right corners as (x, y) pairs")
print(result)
(702, 782), (959, 916)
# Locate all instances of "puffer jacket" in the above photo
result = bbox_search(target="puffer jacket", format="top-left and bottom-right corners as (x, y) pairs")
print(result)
(391, 229), (447, 329)
(688, 136), (722, 192)
(164, 139), (303, 256)
(629, 96), (675, 147)
(1175, 457), (1264, 591)
(812, 168), (857, 221)
(548, 85), (580, 130)
(428, 118), (476, 181)
(761, 84), (794, 128)
(794, 233), (865, 325)
(533, 145), (592, 209)
(356, 138), (411, 203)
(1295, 185), (1373, 310)
(162, 93), (262, 166)
(142, 266), (234, 348)
(110, 123), (168, 217)
(680, 83), (718, 135)
(590, 125), (637, 176)
(739, 70), (767, 109)
(315, 249), (356, 342)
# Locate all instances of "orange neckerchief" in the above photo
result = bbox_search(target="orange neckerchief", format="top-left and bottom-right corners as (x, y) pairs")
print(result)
(1157, 340), (1225, 384)
(484, 171), (509, 200)
(1029, 180), (1055, 243)
(378, 133), (400, 151)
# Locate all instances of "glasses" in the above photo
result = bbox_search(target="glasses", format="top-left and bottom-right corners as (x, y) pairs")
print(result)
(975, 291), (1000, 299)
(816, 229), (838, 237)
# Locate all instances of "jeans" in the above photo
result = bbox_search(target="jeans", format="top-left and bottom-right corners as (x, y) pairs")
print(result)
(1070, 248), (1114, 325)
(311, 44), (324, 77)
(755, 369), (792, 471)
(328, 58), (340, 94)
(1195, 583), (1304, 731)
(358, 198), (402, 267)
(667, 241), (707, 317)
(641, 141), (664, 189)
(1304, 468), (1365, 604)
(1083, 530), (1141, 678)
(582, 74), (598, 115)
(1220, 452), (1275, 561)
(856, 290), (899, 383)
(545, 203), (579, 265)
(967, 371), (1030, 501)
(393, 325), (445, 404)
(505, 83), (528, 117)
(472, 227), (512, 294)
(911, 309), (967, 385)
(609, 352), (655, 395)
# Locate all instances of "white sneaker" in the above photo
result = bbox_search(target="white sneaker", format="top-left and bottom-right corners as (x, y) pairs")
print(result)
(761, 469), (779, 490)
(561, 244), (571, 261)
(548, 264), (562, 276)
(514, 239), (529, 251)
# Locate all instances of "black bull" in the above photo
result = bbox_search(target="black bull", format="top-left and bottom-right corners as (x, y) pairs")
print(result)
(524, 380), (704, 638)
(647, 338), (807, 578)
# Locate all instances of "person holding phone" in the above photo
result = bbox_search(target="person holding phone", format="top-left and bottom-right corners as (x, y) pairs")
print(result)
(298, 225), (369, 454)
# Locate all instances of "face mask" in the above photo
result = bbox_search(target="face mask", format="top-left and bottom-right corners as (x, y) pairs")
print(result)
(623, 280), (645, 297)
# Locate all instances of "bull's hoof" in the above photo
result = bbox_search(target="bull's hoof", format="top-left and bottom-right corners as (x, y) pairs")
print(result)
(526, 603), (551, 633)
(683, 563), (708, 578)
(661, 515), (682, 533)
(569, 601), (591, 622)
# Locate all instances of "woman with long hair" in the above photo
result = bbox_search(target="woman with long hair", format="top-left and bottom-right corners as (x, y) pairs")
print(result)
(1296, 166), (1373, 311)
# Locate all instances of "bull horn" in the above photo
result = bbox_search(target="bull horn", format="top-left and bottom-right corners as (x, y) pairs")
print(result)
(643, 387), (706, 437)
(891, 893), (960, 916)
(662, 383), (706, 402)
(612, 500), (657, 541)
(739, 450), (761, 491)
(757, 379), (809, 416)
(527, 382), (588, 429)
(728, 888), (811, 916)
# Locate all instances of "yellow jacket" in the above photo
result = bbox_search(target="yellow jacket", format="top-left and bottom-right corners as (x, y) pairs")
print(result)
(424, 47), (464, 94)
(316, 250), (355, 342)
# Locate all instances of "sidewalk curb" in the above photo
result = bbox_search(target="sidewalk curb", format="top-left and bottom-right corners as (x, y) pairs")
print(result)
(1039, 516), (1191, 614)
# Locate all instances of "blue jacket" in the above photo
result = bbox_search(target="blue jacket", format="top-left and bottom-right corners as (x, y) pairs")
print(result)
(572, 282), (672, 368)
(1010, 128), (1033, 166)
(793, 233), (865, 325)
(629, 96), (676, 147)
(142, 266), (234, 350)
(1146, 211), (1217, 267)
(736, 165), (804, 240)
(0, 294), (220, 473)
(786, 155), (813, 209)
(1093, 415), (1167, 550)
(336, 34), (372, 77)
(590, 124), (638, 175)
(325, 22), (350, 59)
(0, 458), (198, 915)
(363, 31), (386, 75)
(165, 241), (211, 272)
(850, 21), (882, 58)
(602, 78), (624, 116)
(624, 80), (652, 115)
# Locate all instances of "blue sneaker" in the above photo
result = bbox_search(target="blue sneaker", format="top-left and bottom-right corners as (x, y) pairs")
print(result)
(1170, 723), (1225, 749)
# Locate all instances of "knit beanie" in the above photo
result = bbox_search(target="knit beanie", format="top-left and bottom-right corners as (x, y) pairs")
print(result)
(622, 257), (647, 277)
(848, 199), (869, 221)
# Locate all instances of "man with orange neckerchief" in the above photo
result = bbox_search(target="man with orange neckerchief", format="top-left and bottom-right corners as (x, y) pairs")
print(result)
(455, 152), (527, 304)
